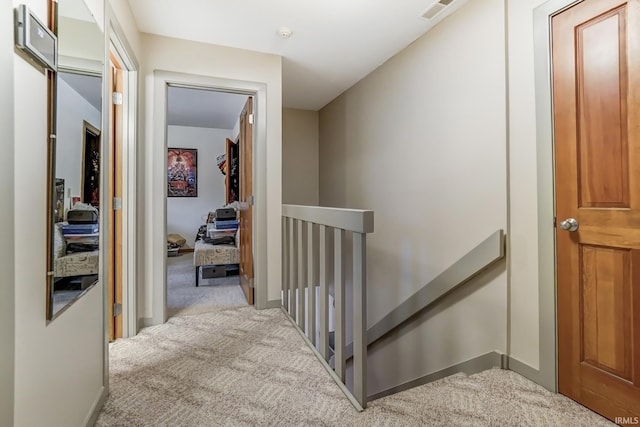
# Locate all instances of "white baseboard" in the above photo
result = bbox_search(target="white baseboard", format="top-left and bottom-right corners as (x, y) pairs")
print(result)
(84, 386), (107, 427)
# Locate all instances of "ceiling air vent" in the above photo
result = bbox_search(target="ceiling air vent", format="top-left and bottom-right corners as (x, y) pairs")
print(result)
(421, 0), (455, 20)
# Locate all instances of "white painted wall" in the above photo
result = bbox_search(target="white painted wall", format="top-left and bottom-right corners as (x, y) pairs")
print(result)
(319, 0), (507, 395)
(59, 16), (103, 65)
(56, 77), (102, 207)
(506, 0), (549, 372)
(10, 0), (106, 425)
(140, 33), (282, 320)
(166, 125), (233, 247)
(0, 0), (15, 424)
(282, 108), (319, 206)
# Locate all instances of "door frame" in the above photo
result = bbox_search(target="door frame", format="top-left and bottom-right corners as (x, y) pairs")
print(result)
(532, 0), (585, 393)
(151, 71), (269, 325)
(107, 6), (139, 340)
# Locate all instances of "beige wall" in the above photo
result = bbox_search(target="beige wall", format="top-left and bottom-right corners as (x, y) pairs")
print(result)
(139, 33), (282, 319)
(507, 0), (549, 371)
(282, 108), (319, 205)
(319, 0), (560, 390)
(108, 0), (142, 57)
(10, 0), (106, 425)
(1, 0), (15, 423)
(320, 0), (508, 395)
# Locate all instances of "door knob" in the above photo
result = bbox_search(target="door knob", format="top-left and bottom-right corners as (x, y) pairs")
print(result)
(559, 217), (579, 232)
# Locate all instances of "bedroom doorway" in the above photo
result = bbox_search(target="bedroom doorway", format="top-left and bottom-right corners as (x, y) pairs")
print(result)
(164, 86), (252, 317)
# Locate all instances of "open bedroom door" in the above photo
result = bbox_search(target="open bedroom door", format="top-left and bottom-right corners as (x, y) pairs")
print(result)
(239, 97), (254, 305)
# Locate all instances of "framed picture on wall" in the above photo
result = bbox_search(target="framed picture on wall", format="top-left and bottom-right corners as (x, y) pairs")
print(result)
(167, 148), (198, 197)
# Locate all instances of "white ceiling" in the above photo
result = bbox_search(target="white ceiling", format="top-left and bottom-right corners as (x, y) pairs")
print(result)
(167, 87), (248, 129)
(127, 0), (468, 111)
(59, 0), (95, 22)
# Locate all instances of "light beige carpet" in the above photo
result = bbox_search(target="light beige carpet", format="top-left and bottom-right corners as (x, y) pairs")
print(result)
(167, 253), (247, 317)
(96, 306), (614, 427)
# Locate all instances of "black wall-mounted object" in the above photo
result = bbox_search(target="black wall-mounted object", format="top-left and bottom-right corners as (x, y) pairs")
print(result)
(15, 4), (57, 71)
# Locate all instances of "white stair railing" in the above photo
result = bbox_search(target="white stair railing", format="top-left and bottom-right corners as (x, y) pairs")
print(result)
(282, 204), (374, 410)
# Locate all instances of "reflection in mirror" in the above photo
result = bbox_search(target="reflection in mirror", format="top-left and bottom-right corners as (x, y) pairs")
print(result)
(48, 0), (103, 320)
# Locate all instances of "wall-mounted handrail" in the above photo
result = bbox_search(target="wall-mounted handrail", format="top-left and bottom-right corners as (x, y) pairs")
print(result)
(282, 204), (374, 411)
(344, 230), (505, 360)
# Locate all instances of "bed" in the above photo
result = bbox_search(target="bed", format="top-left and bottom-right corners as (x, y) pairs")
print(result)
(53, 222), (99, 278)
(193, 238), (239, 286)
(54, 250), (99, 277)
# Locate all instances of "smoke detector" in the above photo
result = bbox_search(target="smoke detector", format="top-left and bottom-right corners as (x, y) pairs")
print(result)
(278, 27), (292, 39)
(421, 0), (455, 20)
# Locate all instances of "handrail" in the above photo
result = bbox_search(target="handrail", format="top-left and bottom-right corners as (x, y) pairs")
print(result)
(282, 204), (374, 234)
(344, 230), (505, 360)
(281, 204), (374, 410)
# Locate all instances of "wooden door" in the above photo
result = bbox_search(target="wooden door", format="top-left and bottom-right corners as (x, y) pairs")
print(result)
(108, 53), (124, 340)
(553, 0), (640, 423)
(225, 138), (239, 204)
(239, 97), (254, 305)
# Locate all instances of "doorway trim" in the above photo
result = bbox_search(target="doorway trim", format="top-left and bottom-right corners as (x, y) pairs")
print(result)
(107, 4), (139, 340)
(151, 70), (269, 325)
(532, 0), (583, 393)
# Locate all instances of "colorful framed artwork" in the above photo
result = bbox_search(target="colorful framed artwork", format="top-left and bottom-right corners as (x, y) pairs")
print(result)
(167, 148), (198, 197)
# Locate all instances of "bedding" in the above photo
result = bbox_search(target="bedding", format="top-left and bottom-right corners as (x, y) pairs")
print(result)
(54, 250), (99, 277)
(193, 240), (239, 267)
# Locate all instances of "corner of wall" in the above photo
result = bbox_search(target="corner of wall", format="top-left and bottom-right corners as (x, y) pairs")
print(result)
(0, 0), (15, 424)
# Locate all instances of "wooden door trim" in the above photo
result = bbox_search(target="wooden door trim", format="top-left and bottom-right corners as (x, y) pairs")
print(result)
(108, 36), (139, 339)
(108, 55), (124, 341)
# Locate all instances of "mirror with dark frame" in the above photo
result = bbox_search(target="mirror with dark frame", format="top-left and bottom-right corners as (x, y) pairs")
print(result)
(47, 0), (104, 320)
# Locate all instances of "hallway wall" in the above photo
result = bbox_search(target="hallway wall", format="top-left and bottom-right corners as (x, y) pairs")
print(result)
(282, 108), (319, 206)
(320, 0), (508, 396)
(506, 0), (549, 375)
(10, 1), (106, 425)
(318, 0), (563, 394)
(1, 0), (15, 423)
